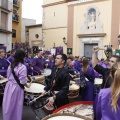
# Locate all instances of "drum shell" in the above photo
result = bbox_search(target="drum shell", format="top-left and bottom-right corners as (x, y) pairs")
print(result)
(32, 75), (45, 84)
(42, 113), (92, 120)
(68, 83), (80, 99)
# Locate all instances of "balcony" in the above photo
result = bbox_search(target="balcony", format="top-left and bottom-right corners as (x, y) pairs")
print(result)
(0, 23), (12, 34)
(0, 1), (12, 12)
(13, 0), (20, 8)
(12, 13), (19, 23)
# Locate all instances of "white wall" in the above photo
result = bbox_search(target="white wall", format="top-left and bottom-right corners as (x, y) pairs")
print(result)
(21, 18), (36, 43)
(0, 0), (12, 51)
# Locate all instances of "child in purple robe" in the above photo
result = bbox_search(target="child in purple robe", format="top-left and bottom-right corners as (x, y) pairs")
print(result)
(0, 49), (9, 77)
(94, 63), (120, 120)
(2, 49), (31, 120)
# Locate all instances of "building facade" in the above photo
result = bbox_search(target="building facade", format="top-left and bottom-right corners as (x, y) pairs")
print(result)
(21, 18), (36, 43)
(12, 0), (22, 43)
(26, 24), (43, 51)
(0, 0), (13, 51)
(42, 0), (120, 58)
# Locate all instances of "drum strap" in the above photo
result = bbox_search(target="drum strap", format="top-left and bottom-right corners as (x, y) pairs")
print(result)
(11, 68), (24, 89)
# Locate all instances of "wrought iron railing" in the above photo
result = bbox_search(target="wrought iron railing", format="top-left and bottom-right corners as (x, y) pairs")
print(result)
(13, 0), (20, 7)
(12, 13), (19, 22)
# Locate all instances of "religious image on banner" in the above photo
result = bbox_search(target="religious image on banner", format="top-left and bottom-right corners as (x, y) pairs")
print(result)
(50, 48), (56, 55)
(56, 46), (63, 54)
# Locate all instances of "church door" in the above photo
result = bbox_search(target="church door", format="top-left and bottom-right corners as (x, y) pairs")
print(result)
(84, 43), (98, 58)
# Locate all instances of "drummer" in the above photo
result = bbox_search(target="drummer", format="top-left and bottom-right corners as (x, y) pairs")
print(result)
(41, 53), (70, 108)
(31, 50), (44, 75)
(0, 49), (9, 77)
(44, 54), (55, 70)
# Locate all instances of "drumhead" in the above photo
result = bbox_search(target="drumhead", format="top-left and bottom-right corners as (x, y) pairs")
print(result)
(42, 113), (92, 120)
(0, 78), (8, 84)
(42, 68), (51, 76)
(25, 83), (45, 93)
(53, 102), (93, 120)
(69, 83), (80, 90)
(94, 78), (103, 85)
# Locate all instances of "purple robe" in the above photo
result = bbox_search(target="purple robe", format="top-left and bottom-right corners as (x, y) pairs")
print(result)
(0, 58), (9, 77)
(94, 88), (120, 120)
(74, 60), (82, 72)
(2, 63), (27, 120)
(80, 66), (95, 101)
(31, 58), (44, 75)
(44, 60), (55, 70)
(7, 55), (14, 64)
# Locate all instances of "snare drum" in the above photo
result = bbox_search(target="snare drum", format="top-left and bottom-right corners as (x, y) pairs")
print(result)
(53, 101), (93, 120)
(42, 113), (92, 120)
(68, 83), (80, 98)
(24, 83), (45, 105)
(94, 78), (103, 96)
(0, 78), (8, 95)
(32, 75), (45, 84)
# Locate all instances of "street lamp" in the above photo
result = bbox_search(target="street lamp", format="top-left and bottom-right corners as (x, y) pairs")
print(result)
(118, 35), (120, 44)
(63, 37), (67, 45)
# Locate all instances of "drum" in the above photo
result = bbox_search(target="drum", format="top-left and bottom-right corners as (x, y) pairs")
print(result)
(24, 83), (45, 105)
(32, 75), (45, 84)
(41, 68), (52, 76)
(73, 77), (80, 84)
(42, 113), (92, 120)
(0, 78), (7, 95)
(94, 78), (103, 96)
(53, 101), (93, 120)
(70, 80), (76, 84)
(68, 83), (80, 98)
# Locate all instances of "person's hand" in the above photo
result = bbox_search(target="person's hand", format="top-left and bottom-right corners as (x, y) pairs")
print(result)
(40, 91), (46, 97)
(47, 97), (55, 107)
(26, 82), (31, 88)
(0, 75), (4, 80)
(93, 46), (100, 53)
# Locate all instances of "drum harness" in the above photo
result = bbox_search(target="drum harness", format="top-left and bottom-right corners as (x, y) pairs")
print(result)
(30, 67), (64, 120)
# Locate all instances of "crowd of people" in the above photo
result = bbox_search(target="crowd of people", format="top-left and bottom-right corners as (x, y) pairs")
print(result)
(0, 46), (120, 120)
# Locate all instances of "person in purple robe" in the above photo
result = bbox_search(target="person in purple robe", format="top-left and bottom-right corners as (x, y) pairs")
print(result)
(2, 49), (31, 120)
(94, 63), (120, 120)
(7, 49), (15, 64)
(80, 57), (95, 101)
(74, 56), (82, 72)
(31, 50), (44, 75)
(0, 49), (9, 77)
(44, 54), (55, 70)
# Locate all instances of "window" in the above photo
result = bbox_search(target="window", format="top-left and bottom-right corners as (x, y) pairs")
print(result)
(12, 29), (16, 38)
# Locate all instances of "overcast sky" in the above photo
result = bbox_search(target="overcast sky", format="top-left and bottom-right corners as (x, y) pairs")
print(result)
(22, 0), (43, 24)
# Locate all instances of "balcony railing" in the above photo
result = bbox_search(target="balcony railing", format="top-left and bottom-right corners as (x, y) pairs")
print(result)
(12, 13), (19, 22)
(68, 0), (93, 5)
(13, 0), (20, 8)
(1, 1), (13, 11)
